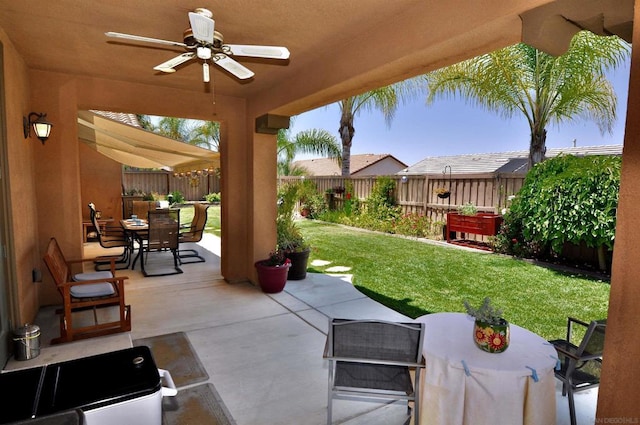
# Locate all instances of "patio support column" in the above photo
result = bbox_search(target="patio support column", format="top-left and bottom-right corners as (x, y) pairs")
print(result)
(31, 72), (84, 306)
(597, 0), (640, 417)
(247, 129), (278, 285)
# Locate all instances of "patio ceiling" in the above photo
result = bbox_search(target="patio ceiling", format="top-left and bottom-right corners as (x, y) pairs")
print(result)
(0, 0), (631, 117)
(77, 110), (220, 172)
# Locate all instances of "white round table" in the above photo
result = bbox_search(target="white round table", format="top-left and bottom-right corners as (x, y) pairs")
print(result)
(414, 312), (557, 425)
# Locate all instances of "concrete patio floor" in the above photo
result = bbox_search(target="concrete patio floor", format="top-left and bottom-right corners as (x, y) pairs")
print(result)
(4, 234), (598, 424)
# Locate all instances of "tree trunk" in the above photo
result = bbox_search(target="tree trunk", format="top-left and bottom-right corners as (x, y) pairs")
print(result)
(597, 244), (607, 272)
(528, 126), (547, 168)
(339, 110), (354, 177)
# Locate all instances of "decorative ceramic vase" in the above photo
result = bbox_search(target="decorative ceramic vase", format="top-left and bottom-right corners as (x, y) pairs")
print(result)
(473, 318), (510, 353)
(254, 258), (291, 293)
(285, 249), (311, 280)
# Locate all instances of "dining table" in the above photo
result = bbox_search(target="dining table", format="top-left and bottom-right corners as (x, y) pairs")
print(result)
(120, 218), (148, 271)
(414, 312), (557, 425)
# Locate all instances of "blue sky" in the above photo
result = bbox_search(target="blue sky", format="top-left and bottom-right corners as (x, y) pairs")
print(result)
(289, 57), (631, 167)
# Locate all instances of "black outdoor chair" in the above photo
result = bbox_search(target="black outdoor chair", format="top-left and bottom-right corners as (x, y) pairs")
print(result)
(88, 203), (130, 270)
(323, 318), (425, 425)
(549, 317), (607, 425)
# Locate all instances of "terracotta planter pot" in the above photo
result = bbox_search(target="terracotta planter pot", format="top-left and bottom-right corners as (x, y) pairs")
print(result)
(254, 258), (291, 293)
(473, 318), (510, 353)
(285, 249), (311, 280)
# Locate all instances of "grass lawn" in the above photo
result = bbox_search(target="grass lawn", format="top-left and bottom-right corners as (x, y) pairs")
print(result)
(297, 220), (610, 341)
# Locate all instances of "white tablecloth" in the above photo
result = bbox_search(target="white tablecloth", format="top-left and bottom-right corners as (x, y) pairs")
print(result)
(415, 312), (557, 425)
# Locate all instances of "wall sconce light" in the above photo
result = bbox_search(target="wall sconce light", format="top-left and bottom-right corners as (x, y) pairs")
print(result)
(23, 112), (53, 144)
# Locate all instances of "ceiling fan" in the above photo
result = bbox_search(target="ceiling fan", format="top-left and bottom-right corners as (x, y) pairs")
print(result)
(106, 8), (290, 83)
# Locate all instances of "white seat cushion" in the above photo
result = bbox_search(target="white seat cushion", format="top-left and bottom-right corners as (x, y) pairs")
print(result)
(70, 282), (115, 298)
(73, 271), (113, 281)
(71, 271), (115, 298)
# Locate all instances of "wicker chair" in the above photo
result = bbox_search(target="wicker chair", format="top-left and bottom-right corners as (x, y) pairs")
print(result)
(323, 318), (425, 425)
(42, 238), (131, 344)
(549, 317), (606, 425)
(178, 203), (209, 264)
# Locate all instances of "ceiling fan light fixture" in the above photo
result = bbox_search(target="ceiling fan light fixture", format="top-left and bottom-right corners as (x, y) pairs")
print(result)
(196, 46), (212, 60)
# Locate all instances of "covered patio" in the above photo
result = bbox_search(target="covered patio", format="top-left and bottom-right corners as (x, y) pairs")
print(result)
(5, 237), (597, 424)
(0, 0), (638, 420)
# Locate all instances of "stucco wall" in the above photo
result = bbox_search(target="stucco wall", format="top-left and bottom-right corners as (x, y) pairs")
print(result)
(0, 29), (42, 326)
(79, 143), (123, 222)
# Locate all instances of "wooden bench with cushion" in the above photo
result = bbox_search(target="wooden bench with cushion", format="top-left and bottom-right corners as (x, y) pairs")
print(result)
(42, 237), (131, 344)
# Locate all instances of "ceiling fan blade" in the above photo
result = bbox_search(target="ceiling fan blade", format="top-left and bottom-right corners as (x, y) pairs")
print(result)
(225, 44), (290, 60)
(105, 32), (186, 48)
(214, 54), (255, 80)
(153, 53), (195, 73)
(188, 12), (215, 44)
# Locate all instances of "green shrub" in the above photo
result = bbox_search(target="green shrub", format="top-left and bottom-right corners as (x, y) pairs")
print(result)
(392, 213), (439, 238)
(169, 190), (185, 204)
(363, 176), (401, 221)
(204, 192), (221, 203)
(277, 183), (309, 252)
(495, 155), (620, 266)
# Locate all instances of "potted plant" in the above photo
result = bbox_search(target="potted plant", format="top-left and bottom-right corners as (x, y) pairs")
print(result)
(458, 202), (478, 216)
(464, 297), (510, 353)
(434, 187), (451, 199)
(254, 250), (291, 293)
(277, 183), (312, 280)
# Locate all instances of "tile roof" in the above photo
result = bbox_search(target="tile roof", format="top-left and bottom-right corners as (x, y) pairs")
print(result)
(90, 110), (141, 127)
(400, 145), (623, 175)
(293, 154), (407, 176)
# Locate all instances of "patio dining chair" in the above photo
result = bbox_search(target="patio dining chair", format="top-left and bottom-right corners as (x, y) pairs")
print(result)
(323, 318), (425, 425)
(88, 203), (130, 270)
(131, 200), (157, 220)
(42, 237), (131, 344)
(140, 209), (182, 276)
(549, 317), (607, 425)
(178, 203), (209, 264)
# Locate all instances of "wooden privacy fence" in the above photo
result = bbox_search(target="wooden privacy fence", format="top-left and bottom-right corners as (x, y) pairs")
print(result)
(123, 171), (221, 201)
(278, 173), (526, 223)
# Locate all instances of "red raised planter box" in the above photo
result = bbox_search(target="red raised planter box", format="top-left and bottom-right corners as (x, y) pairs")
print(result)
(446, 212), (503, 243)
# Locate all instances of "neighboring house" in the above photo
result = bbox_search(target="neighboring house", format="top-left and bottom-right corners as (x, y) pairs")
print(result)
(293, 154), (407, 176)
(400, 145), (623, 175)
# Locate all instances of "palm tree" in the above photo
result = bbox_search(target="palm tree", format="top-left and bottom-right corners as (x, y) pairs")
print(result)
(190, 121), (220, 151)
(137, 115), (219, 151)
(277, 127), (341, 176)
(156, 117), (193, 142)
(338, 80), (421, 176)
(425, 31), (630, 168)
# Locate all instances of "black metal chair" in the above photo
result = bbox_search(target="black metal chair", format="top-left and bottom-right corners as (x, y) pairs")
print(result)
(323, 318), (425, 425)
(549, 317), (606, 425)
(140, 209), (182, 276)
(88, 203), (130, 270)
(178, 203), (209, 264)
